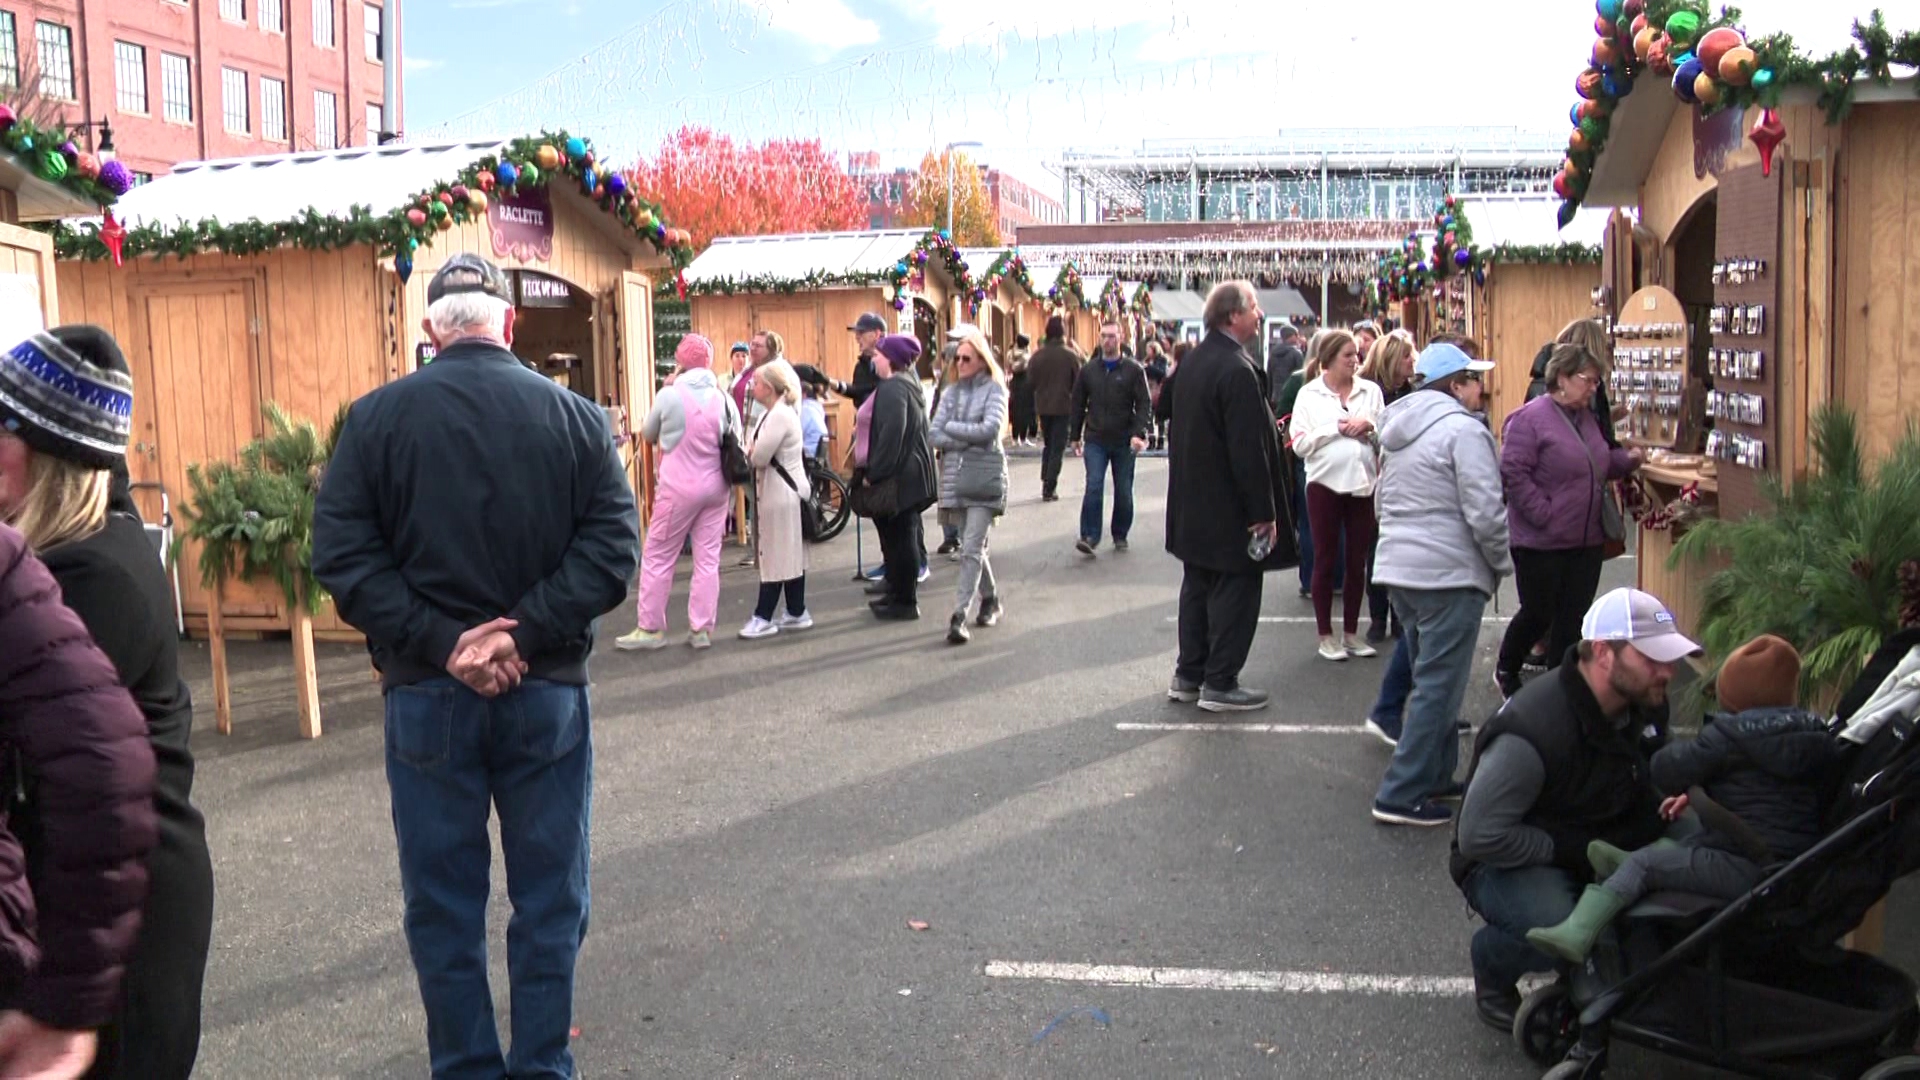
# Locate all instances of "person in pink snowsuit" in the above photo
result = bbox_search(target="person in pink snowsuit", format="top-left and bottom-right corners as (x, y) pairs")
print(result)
(617, 334), (742, 651)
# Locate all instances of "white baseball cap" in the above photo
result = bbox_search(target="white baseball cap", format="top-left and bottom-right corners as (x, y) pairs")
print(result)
(1580, 588), (1703, 664)
(946, 323), (980, 340)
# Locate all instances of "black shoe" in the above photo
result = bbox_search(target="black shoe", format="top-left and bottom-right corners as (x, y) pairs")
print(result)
(1113, 538), (1129, 552)
(947, 612), (971, 644)
(936, 539), (960, 556)
(868, 596), (896, 611)
(1298, 587), (1311, 599)
(1042, 490), (1059, 502)
(976, 597), (1002, 627)
(865, 580), (892, 596)
(1365, 623), (1388, 645)
(1198, 686), (1270, 713)
(1474, 977), (1520, 1033)
(872, 603), (920, 621)
(1075, 538), (1096, 557)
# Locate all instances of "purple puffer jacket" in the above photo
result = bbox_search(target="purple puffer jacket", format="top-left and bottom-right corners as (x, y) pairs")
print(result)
(1499, 394), (1635, 551)
(0, 522), (156, 1029)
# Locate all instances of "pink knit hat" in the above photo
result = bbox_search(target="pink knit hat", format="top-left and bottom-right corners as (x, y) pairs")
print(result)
(675, 334), (714, 370)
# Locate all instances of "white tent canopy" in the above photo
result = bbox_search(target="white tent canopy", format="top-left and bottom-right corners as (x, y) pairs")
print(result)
(684, 228), (933, 287)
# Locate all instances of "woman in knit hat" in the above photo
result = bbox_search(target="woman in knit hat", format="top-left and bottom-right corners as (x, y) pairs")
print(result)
(1526, 633), (1837, 964)
(0, 325), (215, 1079)
(617, 334), (742, 651)
(857, 335), (938, 618)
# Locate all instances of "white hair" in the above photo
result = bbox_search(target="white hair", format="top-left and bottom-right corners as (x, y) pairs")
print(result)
(427, 293), (510, 342)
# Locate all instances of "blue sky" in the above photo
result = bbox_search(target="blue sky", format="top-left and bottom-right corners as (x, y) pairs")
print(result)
(398, 0), (1920, 196)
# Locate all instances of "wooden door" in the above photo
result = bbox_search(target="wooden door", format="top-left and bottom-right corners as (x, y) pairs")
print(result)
(613, 271), (656, 521)
(126, 278), (276, 622)
(751, 301), (825, 371)
(0, 222), (58, 329)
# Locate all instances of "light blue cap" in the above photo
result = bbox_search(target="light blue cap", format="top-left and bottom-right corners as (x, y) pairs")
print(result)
(1413, 342), (1494, 384)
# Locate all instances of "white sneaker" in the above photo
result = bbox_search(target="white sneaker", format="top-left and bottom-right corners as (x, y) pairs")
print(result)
(775, 610), (814, 631)
(738, 617), (779, 640)
(689, 630), (712, 649)
(1344, 636), (1379, 659)
(1317, 638), (1349, 662)
(615, 628), (669, 651)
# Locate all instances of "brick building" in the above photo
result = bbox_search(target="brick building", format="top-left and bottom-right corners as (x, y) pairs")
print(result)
(983, 168), (1062, 239)
(849, 153), (1065, 240)
(3, 0), (401, 184)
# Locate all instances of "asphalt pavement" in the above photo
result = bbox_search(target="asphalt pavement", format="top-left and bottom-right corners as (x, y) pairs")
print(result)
(178, 452), (1914, 1079)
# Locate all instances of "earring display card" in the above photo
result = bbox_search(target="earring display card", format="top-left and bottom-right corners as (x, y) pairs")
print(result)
(1609, 289), (1693, 450)
(1711, 162), (1783, 521)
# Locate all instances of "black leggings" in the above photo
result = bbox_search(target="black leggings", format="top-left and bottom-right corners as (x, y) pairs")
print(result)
(1498, 546), (1606, 677)
(755, 577), (806, 620)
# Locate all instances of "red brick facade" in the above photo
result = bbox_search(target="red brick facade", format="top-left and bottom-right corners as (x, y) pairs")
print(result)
(4, 0), (400, 182)
(984, 169), (1061, 239)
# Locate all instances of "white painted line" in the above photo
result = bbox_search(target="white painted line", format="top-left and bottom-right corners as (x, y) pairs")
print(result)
(1161, 616), (1512, 625)
(1116, 722), (1370, 734)
(985, 960), (1474, 997)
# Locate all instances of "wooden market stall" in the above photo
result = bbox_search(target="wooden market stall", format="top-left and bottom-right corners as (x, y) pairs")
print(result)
(49, 133), (682, 671)
(0, 113), (134, 338)
(683, 228), (968, 468)
(1019, 262), (1088, 347)
(958, 247), (1041, 357)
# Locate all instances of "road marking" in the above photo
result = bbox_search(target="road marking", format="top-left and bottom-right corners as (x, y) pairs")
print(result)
(1116, 722), (1371, 734)
(985, 960), (1474, 997)
(1161, 616), (1513, 625)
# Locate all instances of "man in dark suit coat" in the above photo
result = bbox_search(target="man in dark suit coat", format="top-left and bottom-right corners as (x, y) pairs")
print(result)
(1165, 281), (1295, 713)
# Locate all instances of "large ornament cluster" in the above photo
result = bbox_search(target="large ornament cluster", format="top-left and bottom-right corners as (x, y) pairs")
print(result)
(970, 251), (1036, 315)
(0, 105), (129, 207)
(1044, 264), (1086, 311)
(1366, 195), (1602, 314)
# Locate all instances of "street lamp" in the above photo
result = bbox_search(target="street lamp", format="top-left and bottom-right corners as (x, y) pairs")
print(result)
(76, 118), (116, 162)
(944, 140), (982, 240)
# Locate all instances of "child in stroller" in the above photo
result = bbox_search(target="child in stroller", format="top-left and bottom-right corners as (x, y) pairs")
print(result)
(1526, 634), (1837, 964)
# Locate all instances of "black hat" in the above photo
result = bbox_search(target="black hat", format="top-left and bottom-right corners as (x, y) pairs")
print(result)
(848, 312), (888, 334)
(1015, 333), (1030, 348)
(1045, 315), (1066, 340)
(427, 254), (513, 306)
(0, 326), (134, 469)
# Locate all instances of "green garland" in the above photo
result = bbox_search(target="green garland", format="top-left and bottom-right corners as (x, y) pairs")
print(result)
(1366, 194), (1603, 314)
(974, 250), (1036, 301)
(1044, 263), (1087, 309)
(44, 129), (688, 267)
(1129, 282), (1154, 319)
(683, 229), (977, 312)
(0, 109), (124, 206)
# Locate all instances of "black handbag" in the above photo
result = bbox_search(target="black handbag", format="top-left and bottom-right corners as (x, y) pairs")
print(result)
(849, 471), (900, 519)
(771, 459), (823, 543)
(720, 406), (753, 485)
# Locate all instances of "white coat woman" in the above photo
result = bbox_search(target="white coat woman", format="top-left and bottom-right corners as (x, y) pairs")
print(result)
(1290, 328), (1386, 661)
(927, 327), (1009, 645)
(738, 360), (811, 639)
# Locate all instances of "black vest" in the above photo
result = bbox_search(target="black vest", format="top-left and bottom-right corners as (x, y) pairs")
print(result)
(1450, 660), (1667, 885)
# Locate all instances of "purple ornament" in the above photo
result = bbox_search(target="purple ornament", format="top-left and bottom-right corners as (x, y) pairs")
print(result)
(58, 140), (77, 163)
(98, 160), (134, 196)
(1454, 249), (1473, 269)
(606, 173), (627, 198)
(892, 298), (907, 311)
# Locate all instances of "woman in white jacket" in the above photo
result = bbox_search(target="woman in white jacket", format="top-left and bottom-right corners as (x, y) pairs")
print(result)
(1290, 329), (1385, 661)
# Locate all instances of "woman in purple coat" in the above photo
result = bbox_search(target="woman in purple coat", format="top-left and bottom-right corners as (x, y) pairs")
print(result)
(1494, 343), (1644, 697)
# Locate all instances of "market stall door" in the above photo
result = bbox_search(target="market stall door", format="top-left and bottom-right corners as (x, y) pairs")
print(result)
(751, 301), (824, 372)
(609, 270), (655, 521)
(127, 279), (278, 625)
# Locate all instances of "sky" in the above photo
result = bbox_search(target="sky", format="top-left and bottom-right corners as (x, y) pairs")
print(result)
(398, 0), (1920, 199)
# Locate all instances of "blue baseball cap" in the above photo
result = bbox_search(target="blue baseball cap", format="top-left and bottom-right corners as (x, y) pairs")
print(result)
(1413, 342), (1494, 384)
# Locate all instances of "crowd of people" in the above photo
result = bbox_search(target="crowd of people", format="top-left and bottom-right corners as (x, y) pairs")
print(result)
(0, 249), (1856, 1079)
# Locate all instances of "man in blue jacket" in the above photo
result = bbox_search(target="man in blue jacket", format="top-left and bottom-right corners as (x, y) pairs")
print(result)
(313, 254), (638, 1080)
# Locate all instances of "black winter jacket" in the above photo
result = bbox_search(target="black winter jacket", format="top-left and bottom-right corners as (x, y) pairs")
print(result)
(1069, 356), (1153, 447)
(864, 373), (937, 514)
(1651, 706), (1837, 861)
(1164, 330), (1297, 574)
(313, 340), (639, 690)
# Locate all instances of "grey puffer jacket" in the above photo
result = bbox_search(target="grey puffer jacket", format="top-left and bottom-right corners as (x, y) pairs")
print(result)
(929, 373), (1008, 513)
(1372, 388), (1513, 598)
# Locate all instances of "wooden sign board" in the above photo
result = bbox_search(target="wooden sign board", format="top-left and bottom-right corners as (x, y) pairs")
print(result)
(1708, 163), (1783, 520)
(1610, 285), (1692, 450)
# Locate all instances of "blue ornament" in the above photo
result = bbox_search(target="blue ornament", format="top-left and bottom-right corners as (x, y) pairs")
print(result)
(1558, 201), (1578, 228)
(1442, 216), (1455, 230)
(15, 135), (30, 152)
(606, 173), (627, 198)
(1570, 104), (1584, 126)
(395, 251), (413, 284)
(1674, 58), (1704, 103)
(564, 137), (587, 162)
(496, 161), (518, 186)
(895, 261), (908, 274)
(1454, 249), (1472, 269)
(582, 166), (597, 192)
(1752, 68), (1775, 89)
(1603, 74), (1627, 98)
(405, 236), (418, 251)
(1596, 0), (1622, 20)
(939, 228), (951, 240)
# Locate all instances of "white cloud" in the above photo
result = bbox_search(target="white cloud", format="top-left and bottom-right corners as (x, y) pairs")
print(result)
(744, 0), (880, 50)
(403, 56), (444, 75)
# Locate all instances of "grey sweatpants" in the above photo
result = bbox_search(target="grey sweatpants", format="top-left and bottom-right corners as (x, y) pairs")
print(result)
(1607, 839), (1764, 905)
(953, 506), (998, 617)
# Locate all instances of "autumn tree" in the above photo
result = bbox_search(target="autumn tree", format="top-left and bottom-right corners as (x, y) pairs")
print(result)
(901, 149), (1002, 248)
(626, 126), (867, 252)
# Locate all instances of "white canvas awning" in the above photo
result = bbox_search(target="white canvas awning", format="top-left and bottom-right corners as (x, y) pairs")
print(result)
(684, 228), (938, 288)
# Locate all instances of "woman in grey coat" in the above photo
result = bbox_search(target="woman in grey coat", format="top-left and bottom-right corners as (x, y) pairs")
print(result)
(929, 327), (1009, 645)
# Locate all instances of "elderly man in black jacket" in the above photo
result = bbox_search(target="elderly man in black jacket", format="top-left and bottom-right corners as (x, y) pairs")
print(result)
(1069, 319), (1154, 556)
(313, 254), (638, 1080)
(1165, 281), (1294, 712)
(861, 334), (939, 620)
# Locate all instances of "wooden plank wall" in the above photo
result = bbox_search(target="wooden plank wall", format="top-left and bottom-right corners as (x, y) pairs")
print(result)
(1481, 263), (1602, 433)
(0, 222), (58, 325)
(1833, 102), (1920, 462)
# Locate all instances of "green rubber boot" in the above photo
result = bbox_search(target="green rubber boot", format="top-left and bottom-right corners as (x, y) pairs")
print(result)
(1588, 837), (1681, 880)
(1526, 884), (1629, 964)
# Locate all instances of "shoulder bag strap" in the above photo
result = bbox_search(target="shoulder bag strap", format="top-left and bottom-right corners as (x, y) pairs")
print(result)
(770, 458), (802, 495)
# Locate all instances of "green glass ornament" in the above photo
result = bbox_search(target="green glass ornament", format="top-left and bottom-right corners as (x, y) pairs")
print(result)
(38, 149), (68, 181)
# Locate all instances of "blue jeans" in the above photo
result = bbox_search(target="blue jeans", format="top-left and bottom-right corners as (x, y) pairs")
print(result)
(1375, 587), (1485, 809)
(1461, 864), (1581, 990)
(1080, 441), (1136, 545)
(386, 678), (593, 1080)
(1367, 633), (1414, 733)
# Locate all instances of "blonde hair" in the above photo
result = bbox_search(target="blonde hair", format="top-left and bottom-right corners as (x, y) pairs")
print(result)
(1556, 318), (1611, 372)
(1309, 329), (1357, 382)
(5, 444), (110, 552)
(952, 327), (1005, 387)
(755, 359), (801, 406)
(1361, 331), (1417, 388)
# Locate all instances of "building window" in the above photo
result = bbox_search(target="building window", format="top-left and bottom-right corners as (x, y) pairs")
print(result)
(222, 67), (249, 134)
(313, 90), (337, 149)
(365, 102), (382, 144)
(363, 3), (382, 61)
(35, 22), (75, 101)
(260, 0), (284, 33)
(161, 53), (192, 122)
(261, 77), (287, 141)
(113, 41), (147, 114)
(312, 0), (334, 47)
(0, 14), (17, 89)
(131, 171), (154, 187)
(220, 0), (246, 22)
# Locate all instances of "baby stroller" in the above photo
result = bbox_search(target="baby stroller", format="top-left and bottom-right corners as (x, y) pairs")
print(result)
(1512, 630), (1920, 1079)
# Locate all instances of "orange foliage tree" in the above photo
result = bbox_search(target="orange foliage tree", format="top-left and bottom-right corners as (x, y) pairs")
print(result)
(625, 126), (867, 252)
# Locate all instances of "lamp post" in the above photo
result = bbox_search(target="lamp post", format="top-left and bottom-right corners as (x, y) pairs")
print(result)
(76, 118), (116, 161)
(944, 140), (982, 240)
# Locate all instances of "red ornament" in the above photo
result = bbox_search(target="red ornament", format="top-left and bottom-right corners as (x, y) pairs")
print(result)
(437, 191), (454, 206)
(477, 172), (496, 192)
(101, 210), (126, 267)
(675, 270), (687, 301)
(1751, 108), (1787, 177)
(407, 208), (428, 227)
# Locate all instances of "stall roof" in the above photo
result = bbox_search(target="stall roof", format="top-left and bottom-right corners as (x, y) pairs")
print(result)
(1256, 287), (1315, 321)
(1458, 194), (1607, 249)
(0, 154), (111, 222)
(684, 228), (936, 287)
(110, 139), (522, 228)
(1149, 289), (1205, 321)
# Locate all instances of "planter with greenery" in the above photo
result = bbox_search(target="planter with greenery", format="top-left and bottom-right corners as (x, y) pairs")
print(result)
(176, 403), (346, 739)
(1672, 404), (1920, 710)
